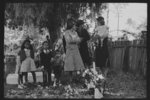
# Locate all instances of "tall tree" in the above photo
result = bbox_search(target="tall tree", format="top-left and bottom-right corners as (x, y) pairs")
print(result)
(5, 3), (106, 43)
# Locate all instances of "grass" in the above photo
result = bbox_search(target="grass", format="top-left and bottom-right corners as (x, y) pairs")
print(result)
(4, 67), (146, 98)
(105, 69), (146, 98)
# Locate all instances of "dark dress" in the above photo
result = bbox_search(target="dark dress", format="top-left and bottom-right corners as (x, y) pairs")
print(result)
(40, 50), (53, 86)
(95, 37), (109, 69)
(77, 28), (92, 66)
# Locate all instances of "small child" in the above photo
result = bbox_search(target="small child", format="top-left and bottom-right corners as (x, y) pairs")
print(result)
(18, 39), (37, 85)
(40, 41), (53, 88)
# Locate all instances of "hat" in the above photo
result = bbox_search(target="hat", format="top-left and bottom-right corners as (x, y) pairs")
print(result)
(97, 16), (104, 22)
(76, 20), (85, 27)
(97, 16), (105, 25)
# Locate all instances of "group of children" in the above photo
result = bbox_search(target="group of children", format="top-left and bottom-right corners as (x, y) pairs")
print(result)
(15, 37), (62, 89)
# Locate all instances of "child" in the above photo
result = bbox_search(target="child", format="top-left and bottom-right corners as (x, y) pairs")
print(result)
(40, 41), (53, 88)
(19, 39), (37, 85)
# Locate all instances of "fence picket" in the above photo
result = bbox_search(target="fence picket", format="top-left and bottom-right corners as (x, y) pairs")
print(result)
(108, 40), (146, 77)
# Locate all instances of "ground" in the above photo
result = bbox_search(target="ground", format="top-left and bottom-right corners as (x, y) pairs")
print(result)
(4, 69), (146, 99)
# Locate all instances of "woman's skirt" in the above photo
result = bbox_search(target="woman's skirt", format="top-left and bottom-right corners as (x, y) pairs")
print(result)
(64, 47), (85, 72)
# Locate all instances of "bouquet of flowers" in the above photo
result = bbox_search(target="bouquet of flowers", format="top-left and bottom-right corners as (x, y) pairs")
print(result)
(82, 68), (106, 98)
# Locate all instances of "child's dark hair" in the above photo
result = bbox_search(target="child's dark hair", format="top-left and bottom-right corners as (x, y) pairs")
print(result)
(97, 16), (105, 25)
(66, 18), (75, 30)
(21, 39), (33, 50)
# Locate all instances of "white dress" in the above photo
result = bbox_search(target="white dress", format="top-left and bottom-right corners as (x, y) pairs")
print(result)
(64, 30), (85, 71)
(20, 49), (37, 72)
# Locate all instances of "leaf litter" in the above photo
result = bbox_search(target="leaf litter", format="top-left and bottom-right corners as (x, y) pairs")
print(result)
(5, 70), (146, 98)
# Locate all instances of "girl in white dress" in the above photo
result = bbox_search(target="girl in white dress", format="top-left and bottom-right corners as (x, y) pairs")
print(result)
(18, 39), (37, 85)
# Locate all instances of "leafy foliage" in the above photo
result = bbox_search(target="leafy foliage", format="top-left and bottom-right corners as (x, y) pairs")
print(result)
(5, 3), (106, 43)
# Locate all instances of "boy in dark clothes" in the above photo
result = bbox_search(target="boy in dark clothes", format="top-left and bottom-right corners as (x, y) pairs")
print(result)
(40, 41), (53, 87)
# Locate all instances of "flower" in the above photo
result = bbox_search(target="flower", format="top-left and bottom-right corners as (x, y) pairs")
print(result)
(81, 68), (106, 94)
(98, 74), (105, 80)
(77, 71), (80, 75)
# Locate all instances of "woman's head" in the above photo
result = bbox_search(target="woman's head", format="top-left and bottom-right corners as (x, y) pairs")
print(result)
(66, 18), (75, 30)
(76, 20), (84, 28)
(42, 41), (49, 49)
(97, 16), (105, 25)
(46, 35), (49, 40)
(76, 20), (85, 32)
(21, 39), (32, 50)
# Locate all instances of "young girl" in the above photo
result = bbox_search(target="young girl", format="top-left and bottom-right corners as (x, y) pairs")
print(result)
(18, 39), (37, 85)
(40, 41), (53, 88)
(64, 18), (85, 85)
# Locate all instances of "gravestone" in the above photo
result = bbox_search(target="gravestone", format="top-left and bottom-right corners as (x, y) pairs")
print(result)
(6, 72), (43, 84)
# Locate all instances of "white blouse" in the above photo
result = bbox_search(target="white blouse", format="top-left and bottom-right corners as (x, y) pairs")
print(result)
(94, 25), (108, 38)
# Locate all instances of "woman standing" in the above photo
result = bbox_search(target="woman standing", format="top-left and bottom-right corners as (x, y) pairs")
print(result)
(94, 16), (109, 75)
(64, 18), (85, 84)
(76, 20), (92, 68)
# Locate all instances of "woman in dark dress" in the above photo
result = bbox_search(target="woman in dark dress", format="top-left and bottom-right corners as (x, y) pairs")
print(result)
(94, 16), (109, 74)
(95, 37), (109, 70)
(76, 20), (92, 68)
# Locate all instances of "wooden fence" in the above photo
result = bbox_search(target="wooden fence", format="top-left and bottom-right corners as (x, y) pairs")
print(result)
(108, 40), (147, 77)
(4, 39), (147, 77)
